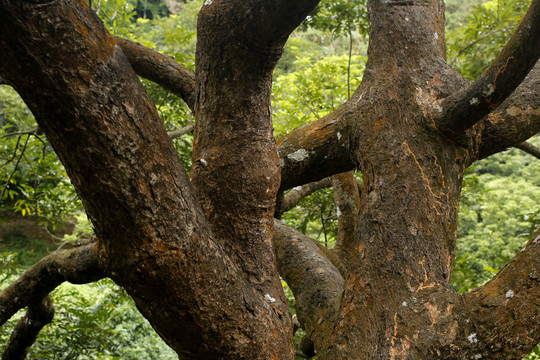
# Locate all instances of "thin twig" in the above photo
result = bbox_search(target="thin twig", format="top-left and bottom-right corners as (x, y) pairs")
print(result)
(1, 134), (30, 200)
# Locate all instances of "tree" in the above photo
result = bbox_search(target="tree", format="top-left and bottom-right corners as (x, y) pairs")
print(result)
(1, 0), (540, 358)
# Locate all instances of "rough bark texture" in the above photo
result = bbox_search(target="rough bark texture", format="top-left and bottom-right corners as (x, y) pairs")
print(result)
(2, 296), (54, 360)
(1, 0), (539, 359)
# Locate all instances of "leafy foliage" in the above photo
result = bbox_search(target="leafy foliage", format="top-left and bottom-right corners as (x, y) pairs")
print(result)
(447, 0), (532, 79)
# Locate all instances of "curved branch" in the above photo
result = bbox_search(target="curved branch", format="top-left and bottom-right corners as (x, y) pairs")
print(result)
(116, 37), (196, 112)
(274, 220), (345, 354)
(276, 177), (332, 218)
(167, 123), (194, 139)
(476, 61), (540, 160)
(199, 0), (321, 48)
(0, 244), (103, 326)
(515, 141), (540, 160)
(2, 296), (54, 360)
(277, 106), (358, 191)
(462, 228), (540, 358)
(434, 0), (540, 136)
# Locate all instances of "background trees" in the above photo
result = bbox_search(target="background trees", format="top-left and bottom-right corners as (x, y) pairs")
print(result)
(1, 0), (539, 358)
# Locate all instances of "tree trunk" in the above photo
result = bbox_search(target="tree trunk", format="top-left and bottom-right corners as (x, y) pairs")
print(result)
(1, 0), (540, 359)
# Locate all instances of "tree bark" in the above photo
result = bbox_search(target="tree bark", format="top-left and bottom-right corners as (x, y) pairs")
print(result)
(1, 0), (539, 358)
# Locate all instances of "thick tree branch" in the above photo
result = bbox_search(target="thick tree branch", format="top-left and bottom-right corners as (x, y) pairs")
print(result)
(476, 61), (540, 160)
(2, 296), (54, 360)
(0, 244), (103, 326)
(1, 2), (294, 357)
(515, 141), (540, 160)
(434, 0), (540, 136)
(462, 229), (540, 358)
(274, 220), (345, 354)
(276, 177), (332, 218)
(199, 0), (322, 48)
(277, 106), (358, 191)
(116, 37), (196, 112)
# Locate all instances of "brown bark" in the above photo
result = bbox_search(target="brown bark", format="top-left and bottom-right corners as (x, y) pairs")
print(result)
(116, 37), (197, 112)
(276, 177), (333, 217)
(274, 220), (345, 355)
(0, 244), (103, 326)
(475, 61), (540, 160)
(434, 0), (540, 136)
(167, 123), (194, 139)
(515, 141), (540, 160)
(1, 0), (540, 359)
(332, 171), (361, 256)
(2, 296), (54, 360)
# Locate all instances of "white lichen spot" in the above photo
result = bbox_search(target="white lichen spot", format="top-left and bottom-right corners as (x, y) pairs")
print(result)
(470, 98), (480, 106)
(293, 186), (302, 191)
(405, 17), (409, 21)
(434, 32), (439, 40)
(336, 206), (342, 218)
(475, 354), (483, 359)
(337, 132), (342, 140)
(468, 333), (478, 343)
(483, 83), (495, 97)
(402, 301), (408, 307)
(204, 0), (212, 5)
(433, 104), (443, 113)
(505, 290), (515, 299)
(265, 294), (276, 303)
(287, 148), (309, 162)
(200, 158), (207, 166)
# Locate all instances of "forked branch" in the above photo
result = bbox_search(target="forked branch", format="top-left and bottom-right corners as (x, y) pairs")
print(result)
(0, 243), (104, 326)
(435, 0), (540, 136)
(476, 61), (540, 160)
(2, 296), (54, 360)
